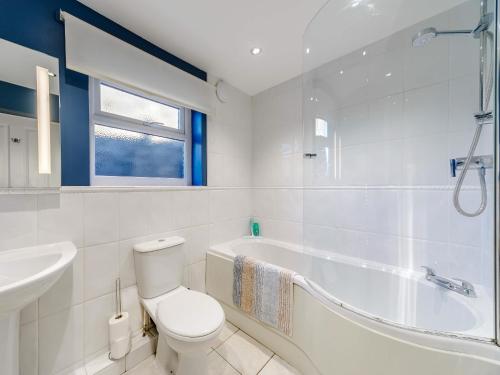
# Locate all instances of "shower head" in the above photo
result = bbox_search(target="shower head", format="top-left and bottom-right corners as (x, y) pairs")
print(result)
(412, 11), (492, 48)
(411, 27), (438, 47)
(412, 27), (477, 48)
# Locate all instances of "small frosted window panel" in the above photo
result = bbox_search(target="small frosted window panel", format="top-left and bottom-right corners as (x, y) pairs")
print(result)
(100, 83), (180, 129)
(94, 125), (185, 178)
(315, 118), (328, 138)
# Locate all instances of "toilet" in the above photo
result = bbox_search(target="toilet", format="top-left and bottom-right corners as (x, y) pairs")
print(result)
(133, 236), (225, 375)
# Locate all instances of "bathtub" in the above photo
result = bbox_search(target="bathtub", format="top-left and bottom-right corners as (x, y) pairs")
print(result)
(206, 237), (500, 375)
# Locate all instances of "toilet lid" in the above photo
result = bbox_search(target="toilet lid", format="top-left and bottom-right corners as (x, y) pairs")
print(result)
(157, 290), (224, 338)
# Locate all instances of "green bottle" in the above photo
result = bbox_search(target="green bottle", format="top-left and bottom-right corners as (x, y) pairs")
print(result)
(252, 221), (260, 237)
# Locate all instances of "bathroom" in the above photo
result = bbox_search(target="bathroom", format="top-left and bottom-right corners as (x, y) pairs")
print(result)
(0, 0), (499, 374)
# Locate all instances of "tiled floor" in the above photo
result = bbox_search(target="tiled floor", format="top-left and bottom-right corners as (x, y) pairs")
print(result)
(125, 321), (301, 375)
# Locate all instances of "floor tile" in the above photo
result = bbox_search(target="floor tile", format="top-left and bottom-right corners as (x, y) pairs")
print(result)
(212, 321), (239, 349)
(208, 351), (240, 375)
(259, 355), (301, 375)
(124, 356), (162, 375)
(216, 331), (273, 375)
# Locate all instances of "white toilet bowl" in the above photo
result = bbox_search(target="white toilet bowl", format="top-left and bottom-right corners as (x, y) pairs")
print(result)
(158, 287), (224, 374)
(133, 237), (225, 375)
(141, 286), (225, 375)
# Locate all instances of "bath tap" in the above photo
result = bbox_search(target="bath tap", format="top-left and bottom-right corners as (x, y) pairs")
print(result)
(421, 267), (476, 298)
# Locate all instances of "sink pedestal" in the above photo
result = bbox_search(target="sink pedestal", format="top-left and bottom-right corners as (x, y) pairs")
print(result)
(0, 311), (20, 375)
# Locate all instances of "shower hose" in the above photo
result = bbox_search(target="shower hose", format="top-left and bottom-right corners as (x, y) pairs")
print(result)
(452, 31), (493, 217)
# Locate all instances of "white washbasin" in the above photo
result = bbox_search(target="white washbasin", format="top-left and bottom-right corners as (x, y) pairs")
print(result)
(0, 241), (77, 375)
(0, 241), (77, 315)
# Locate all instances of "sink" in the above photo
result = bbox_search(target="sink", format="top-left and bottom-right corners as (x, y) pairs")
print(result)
(0, 241), (77, 375)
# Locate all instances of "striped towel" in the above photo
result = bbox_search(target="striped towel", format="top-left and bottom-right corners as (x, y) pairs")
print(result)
(233, 255), (294, 336)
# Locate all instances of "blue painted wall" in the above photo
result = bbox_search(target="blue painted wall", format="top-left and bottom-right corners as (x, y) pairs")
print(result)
(0, 81), (60, 122)
(191, 111), (207, 186)
(0, 0), (206, 185)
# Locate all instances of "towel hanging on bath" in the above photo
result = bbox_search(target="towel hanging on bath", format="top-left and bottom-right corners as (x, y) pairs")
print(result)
(233, 255), (294, 336)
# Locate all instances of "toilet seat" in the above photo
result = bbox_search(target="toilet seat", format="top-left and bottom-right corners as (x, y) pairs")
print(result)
(157, 289), (225, 342)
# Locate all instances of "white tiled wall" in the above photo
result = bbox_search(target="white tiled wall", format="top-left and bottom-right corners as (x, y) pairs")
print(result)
(208, 79), (253, 187)
(2, 81), (253, 375)
(252, 0), (494, 292)
(252, 77), (304, 244)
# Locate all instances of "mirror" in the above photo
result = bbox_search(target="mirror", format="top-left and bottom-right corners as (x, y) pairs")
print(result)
(0, 38), (60, 189)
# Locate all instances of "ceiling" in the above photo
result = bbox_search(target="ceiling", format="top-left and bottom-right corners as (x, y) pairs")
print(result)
(77, 0), (327, 96)
(78, 0), (469, 96)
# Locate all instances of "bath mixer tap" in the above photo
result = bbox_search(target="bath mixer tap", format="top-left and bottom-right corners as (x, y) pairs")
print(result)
(421, 267), (476, 298)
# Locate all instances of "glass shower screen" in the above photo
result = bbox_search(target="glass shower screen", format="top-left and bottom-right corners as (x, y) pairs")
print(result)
(301, 0), (496, 339)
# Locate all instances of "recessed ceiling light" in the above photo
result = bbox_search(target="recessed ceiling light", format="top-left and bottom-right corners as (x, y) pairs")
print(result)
(250, 47), (262, 55)
(362, 50), (367, 56)
(306, 48), (310, 54)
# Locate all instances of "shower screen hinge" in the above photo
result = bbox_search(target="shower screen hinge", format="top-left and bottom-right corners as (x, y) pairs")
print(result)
(304, 153), (317, 159)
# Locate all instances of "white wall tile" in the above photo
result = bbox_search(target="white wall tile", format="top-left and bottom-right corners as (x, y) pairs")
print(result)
(188, 260), (206, 292)
(120, 286), (143, 335)
(403, 135), (449, 186)
(273, 189), (302, 222)
(190, 190), (210, 226)
(171, 191), (192, 229)
(38, 305), (84, 375)
(84, 242), (119, 301)
(118, 192), (152, 240)
(403, 81), (449, 138)
(84, 293), (115, 357)
(364, 190), (401, 236)
(210, 218), (250, 245)
(37, 193), (84, 247)
(252, 188), (274, 219)
(259, 218), (303, 245)
(186, 225), (210, 265)
(207, 152), (225, 187)
(400, 190), (449, 243)
(118, 238), (139, 289)
(449, 76), (479, 133)
(149, 191), (174, 234)
(84, 193), (119, 247)
(448, 0), (479, 80)
(303, 189), (335, 227)
(448, 190), (487, 247)
(0, 194), (37, 252)
(403, 31), (449, 90)
(209, 190), (231, 222)
(303, 224), (342, 254)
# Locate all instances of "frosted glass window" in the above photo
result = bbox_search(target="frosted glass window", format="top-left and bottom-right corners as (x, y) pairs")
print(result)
(94, 125), (184, 178)
(100, 83), (180, 129)
(315, 118), (328, 137)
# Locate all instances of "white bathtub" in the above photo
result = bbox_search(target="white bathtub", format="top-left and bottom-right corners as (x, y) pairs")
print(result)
(207, 237), (500, 375)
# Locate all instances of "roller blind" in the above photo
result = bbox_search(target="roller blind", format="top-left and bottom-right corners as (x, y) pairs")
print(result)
(61, 11), (215, 114)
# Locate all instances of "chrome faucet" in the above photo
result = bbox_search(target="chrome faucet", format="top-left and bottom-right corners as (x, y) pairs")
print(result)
(421, 267), (476, 298)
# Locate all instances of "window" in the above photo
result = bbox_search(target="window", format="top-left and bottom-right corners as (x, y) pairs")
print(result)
(315, 118), (328, 138)
(90, 79), (191, 185)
